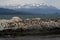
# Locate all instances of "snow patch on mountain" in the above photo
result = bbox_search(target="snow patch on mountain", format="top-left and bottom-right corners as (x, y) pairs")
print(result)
(0, 4), (57, 9)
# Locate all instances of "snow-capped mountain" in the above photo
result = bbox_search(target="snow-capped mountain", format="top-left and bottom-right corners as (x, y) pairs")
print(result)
(14, 4), (60, 14)
(1, 4), (57, 9)
(0, 4), (60, 14)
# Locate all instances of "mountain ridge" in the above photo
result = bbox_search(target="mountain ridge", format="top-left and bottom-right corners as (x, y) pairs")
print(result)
(0, 4), (60, 14)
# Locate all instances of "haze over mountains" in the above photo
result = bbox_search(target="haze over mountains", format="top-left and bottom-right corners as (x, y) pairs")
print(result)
(0, 4), (60, 14)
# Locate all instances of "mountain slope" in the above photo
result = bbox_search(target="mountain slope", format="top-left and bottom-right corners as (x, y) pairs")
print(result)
(15, 4), (60, 14)
(0, 4), (60, 14)
(0, 8), (32, 15)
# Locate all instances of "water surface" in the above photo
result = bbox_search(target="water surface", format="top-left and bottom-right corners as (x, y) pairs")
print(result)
(0, 35), (60, 40)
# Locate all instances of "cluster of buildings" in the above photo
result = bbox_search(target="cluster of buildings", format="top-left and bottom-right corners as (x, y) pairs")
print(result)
(0, 16), (60, 30)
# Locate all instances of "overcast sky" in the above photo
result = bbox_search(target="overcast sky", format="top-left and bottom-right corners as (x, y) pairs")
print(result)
(0, 0), (60, 9)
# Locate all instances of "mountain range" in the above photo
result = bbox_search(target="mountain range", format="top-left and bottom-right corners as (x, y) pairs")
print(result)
(0, 4), (60, 14)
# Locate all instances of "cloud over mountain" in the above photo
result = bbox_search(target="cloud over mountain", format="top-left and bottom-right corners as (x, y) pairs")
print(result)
(0, 0), (60, 9)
